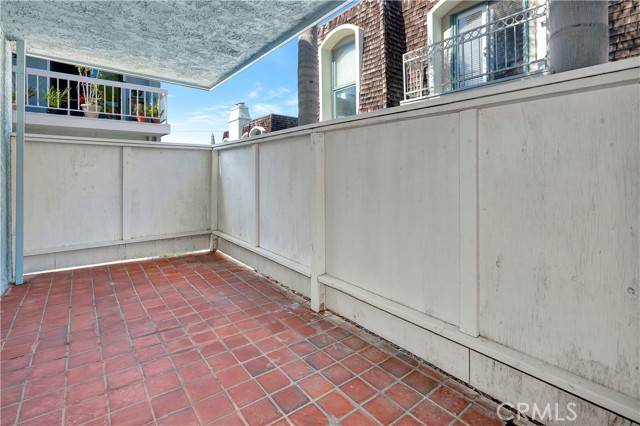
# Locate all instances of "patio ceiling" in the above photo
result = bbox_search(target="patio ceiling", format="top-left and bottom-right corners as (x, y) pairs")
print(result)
(0, 0), (346, 89)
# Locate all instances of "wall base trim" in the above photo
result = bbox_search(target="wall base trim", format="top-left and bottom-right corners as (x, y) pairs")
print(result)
(318, 274), (640, 422)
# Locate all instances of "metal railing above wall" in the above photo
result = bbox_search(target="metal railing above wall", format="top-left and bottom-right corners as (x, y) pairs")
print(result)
(12, 67), (168, 123)
(403, 2), (549, 101)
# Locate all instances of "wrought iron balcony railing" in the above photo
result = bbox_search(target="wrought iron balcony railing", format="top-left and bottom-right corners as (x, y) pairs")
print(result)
(403, 2), (549, 101)
(12, 67), (168, 124)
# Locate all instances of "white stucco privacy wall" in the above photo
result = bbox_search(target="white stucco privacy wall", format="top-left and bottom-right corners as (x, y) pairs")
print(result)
(213, 58), (640, 425)
(20, 136), (212, 273)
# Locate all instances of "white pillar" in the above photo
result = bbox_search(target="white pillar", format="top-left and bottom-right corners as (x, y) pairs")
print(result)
(0, 29), (13, 292)
(15, 38), (25, 285)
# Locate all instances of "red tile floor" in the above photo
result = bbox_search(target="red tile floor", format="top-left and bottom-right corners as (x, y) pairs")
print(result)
(1, 252), (524, 426)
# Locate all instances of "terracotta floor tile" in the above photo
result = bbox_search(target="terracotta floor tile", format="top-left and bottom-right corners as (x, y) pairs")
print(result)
(185, 376), (221, 402)
(360, 346), (390, 364)
(241, 397), (282, 426)
(402, 370), (438, 395)
(152, 388), (191, 418)
(298, 373), (334, 399)
(64, 394), (109, 426)
(206, 352), (237, 371)
(177, 360), (210, 383)
(23, 374), (65, 400)
(361, 367), (396, 390)
(66, 378), (106, 405)
(304, 352), (334, 370)
(380, 357), (413, 378)
(341, 409), (380, 426)
(385, 382), (422, 410)
(321, 363), (354, 386)
(244, 356), (276, 377)
(340, 378), (377, 404)
(0, 253), (511, 426)
(194, 392), (235, 422)
(19, 409), (63, 426)
(282, 359), (314, 381)
(288, 403), (329, 426)
(145, 370), (181, 396)
(110, 401), (154, 426)
(318, 391), (356, 418)
(411, 399), (456, 426)
(18, 389), (65, 422)
(429, 385), (469, 414)
(216, 364), (251, 388)
(256, 369), (291, 393)
(141, 357), (174, 377)
(393, 414), (424, 426)
(158, 406), (199, 426)
(272, 385), (310, 414)
(229, 380), (266, 407)
(107, 366), (142, 390)
(363, 395), (404, 425)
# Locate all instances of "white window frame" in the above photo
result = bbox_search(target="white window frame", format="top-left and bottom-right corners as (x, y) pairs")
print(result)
(427, 0), (483, 95)
(319, 24), (363, 121)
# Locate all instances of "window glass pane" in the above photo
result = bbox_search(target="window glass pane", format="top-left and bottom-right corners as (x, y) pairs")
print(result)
(456, 7), (485, 87)
(333, 41), (356, 88)
(333, 85), (356, 119)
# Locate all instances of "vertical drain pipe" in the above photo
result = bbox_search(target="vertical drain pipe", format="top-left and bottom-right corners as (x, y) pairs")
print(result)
(15, 39), (25, 285)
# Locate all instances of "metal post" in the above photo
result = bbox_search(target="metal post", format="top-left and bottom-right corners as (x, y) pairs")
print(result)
(15, 39), (25, 285)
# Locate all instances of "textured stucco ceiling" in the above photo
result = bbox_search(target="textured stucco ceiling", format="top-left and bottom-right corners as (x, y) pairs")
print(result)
(0, 0), (345, 89)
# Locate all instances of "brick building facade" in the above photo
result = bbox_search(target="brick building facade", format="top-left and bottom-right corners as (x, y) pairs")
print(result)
(242, 114), (299, 135)
(318, 0), (639, 114)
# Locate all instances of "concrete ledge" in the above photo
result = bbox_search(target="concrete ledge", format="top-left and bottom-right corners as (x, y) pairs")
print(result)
(470, 352), (639, 426)
(25, 233), (211, 274)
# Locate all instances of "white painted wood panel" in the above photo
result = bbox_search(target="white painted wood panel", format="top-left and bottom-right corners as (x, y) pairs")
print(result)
(258, 137), (313, 267)
(218, 146), (256, 244)
(124, 147), (210, 238)
(324, 116), (461, 326)
(25, 141), (122, 250)
(478, 86), (640, 399)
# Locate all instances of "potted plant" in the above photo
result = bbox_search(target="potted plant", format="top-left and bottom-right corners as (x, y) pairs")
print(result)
(132, 101), (147, 123)
(77, 67), (103, 118)
(145, 103), (164, 124)
(12, 87), (37, 110)
(42, 86), (71, 114)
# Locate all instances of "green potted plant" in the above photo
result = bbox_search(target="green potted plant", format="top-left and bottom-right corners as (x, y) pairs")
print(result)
(145, 103), (164, 124)
(12, 87), (37, 110)
(132, 101), (146, 123)
(77, 66), (103, 118)
(42, 86), (71, 114)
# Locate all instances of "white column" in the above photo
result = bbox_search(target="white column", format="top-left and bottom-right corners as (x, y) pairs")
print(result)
(0, 31), (13, 291)
(15, 38), (25, 285)
(310, 132), (326, 312)
(459, 109), (479, 336)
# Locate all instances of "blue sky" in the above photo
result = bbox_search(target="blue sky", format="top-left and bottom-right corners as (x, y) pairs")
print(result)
(161, 2), (357, 145)
(161, 37), (300, 145)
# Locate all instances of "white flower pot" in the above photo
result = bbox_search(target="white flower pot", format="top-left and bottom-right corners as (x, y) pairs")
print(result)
(81, 103), (102, 118)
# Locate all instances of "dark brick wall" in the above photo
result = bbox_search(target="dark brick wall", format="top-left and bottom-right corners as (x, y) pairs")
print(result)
(318, 1), (387, 113)
(609, 0), (640, 60)
(315, 0), (637, 116)
(242, 114), (299, 135)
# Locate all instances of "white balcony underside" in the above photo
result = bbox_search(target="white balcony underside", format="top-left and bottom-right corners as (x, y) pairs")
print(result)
(12, 111), (170, 140)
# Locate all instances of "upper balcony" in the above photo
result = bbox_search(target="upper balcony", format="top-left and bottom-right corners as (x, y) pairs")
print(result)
(12, 67), (170, 140)
(403, 2), (549, 101)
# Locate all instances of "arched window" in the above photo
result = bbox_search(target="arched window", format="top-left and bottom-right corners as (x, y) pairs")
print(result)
(319, 24), (363, 121)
